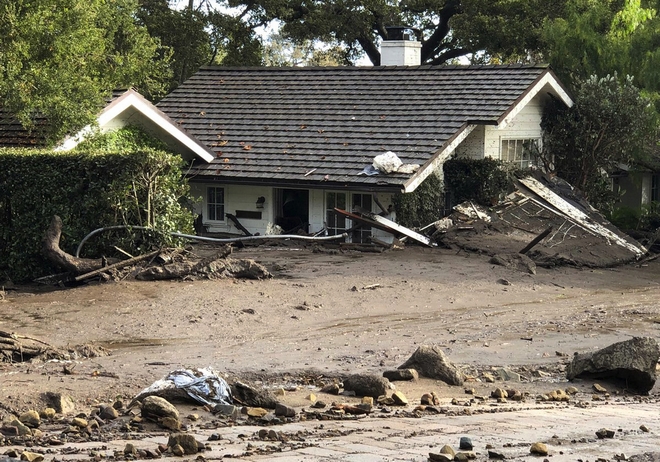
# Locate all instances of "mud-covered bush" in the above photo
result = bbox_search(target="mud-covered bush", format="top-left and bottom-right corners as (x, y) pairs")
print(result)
(392, 173), (444, 228)
(443, 157), (515, 208)
(0, 144), (195, 281)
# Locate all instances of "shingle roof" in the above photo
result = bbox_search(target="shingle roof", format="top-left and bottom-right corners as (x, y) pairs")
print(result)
(158, 65), (551, 189)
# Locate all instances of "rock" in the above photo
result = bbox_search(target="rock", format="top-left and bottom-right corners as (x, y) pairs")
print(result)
(391, 391), (408, 405)
(496, 368), (521, 382)
(10, 419), (32, 436)
(488, 450), (507, 459)
(398, 345), (464, 386)
(565, 386), (579, 395)
(482, 372), (496, 383)
(124, 444), (137, 455)
(187, 413), (199, 421)
(490, 253), (536, 274)
(141, 396), (179, 420)
(429, 453), (453, 462)
(320, 383), (340, 395)
(312, 401), (326, 409)
(491, 388), (508, 399)
(39, 408), (56, 420)
(455, 452), (470, 462)
(566, 337), (660, 394)
(362, 396), (374, 406)
(171, 444), (185, 456)
(168, 433), (202, 455)
(628, 453), (660, 462)
(596, 428), (616, 439)
(640, 425), (650, 432)
(160, 416), (181, 430)
(440, 444), (456, 457)
(343, 374), (390, 398)
(530, 442), (548, 455)
(19, 410), (40, 428)
(246, 407), (269, 418)
(71, 417), (88, 428)
(231, 382), (278, 409)
(20, 452), (44, 462)
(593, 383), (608, 393)
(275, 403), (296, 417)
(383, 369), (419, 382)
(214, 404), (238, 416)
(459, 436), (473, 450)
(99, 405), (119, 420)
(306, 393), (317, 402)
(44, 392), (75, 414)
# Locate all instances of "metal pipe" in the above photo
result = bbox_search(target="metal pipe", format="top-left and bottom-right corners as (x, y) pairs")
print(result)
(76, 225), (347, 257)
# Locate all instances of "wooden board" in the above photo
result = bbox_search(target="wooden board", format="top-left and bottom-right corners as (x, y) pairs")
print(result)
(334, 208), (435, 247)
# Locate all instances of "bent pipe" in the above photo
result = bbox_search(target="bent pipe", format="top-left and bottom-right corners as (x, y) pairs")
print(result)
(75, 225), (347, 258)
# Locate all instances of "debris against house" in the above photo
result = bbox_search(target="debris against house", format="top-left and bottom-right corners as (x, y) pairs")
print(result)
(334, 208), (434, 247)
(437, 174), (647, 268)
(370, 151), (421, 175)
(132, 368), (233, 407)
(566, 337), (660, 394)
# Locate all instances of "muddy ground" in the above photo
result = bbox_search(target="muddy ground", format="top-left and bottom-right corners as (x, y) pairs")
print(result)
(2, 244), (660, 459)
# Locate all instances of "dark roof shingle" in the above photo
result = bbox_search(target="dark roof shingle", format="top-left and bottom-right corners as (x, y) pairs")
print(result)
(157, 65), (550, 189)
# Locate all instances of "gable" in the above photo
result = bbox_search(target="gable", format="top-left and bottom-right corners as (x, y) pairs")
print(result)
(157, 65), (571, 191)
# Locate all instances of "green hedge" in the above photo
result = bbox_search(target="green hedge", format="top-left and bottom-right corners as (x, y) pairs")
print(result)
(443, 157), (516, 208)
(0, 148), (195, 282)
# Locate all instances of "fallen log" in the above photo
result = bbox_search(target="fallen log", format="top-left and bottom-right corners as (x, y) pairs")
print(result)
(43, 215), (116, 274)
(73, 249), (162, 282)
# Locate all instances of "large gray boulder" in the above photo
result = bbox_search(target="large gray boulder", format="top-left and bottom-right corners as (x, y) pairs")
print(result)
(343, 374), (390, 398)
(566, 337), (660, 394)
(398, 345), (464, 386)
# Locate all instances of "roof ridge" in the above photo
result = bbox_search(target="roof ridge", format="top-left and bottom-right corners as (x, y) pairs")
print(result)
(196, 64), (550, 72)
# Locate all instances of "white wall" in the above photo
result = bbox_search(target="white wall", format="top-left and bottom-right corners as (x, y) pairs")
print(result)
(484, 94), (545, 159)
(454, 125), (485, 159)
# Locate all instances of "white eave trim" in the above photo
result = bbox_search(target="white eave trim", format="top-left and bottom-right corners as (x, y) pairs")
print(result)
(56, 91), (215, 163)
(498, 71), (573, 130)
(403, 124), (476, 193)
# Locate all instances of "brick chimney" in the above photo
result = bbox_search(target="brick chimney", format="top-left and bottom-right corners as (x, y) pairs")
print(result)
(381, 26), (422, 66)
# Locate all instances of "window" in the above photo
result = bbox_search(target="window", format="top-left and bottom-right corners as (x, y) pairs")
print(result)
(501, 139), (539, 169)
(207, 187), (225, 221)
(325, 192), (347, 235)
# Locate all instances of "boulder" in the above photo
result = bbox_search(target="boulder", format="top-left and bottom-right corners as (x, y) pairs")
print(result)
(383, 369), (419, 382)
(566, 337), (660, 394)
(230, 382), (278, 409)
(141, 396), (179, 420)
(343, 374), (390, 398)
(167, 433), (203, 455)
(398, 345), (464, 386)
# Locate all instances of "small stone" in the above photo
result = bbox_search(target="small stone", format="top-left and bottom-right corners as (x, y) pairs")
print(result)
(429, 453), (453, 462)
(99, 405), (119, 420)
(530, 442), (548, 455)
(247, 407), (268, 418)
(88, 420), (99, 430)
(274, 388), (286, 396)
(593, 383), (607, 393)
(491, 388), (508, 399)
(306, 393), (317, 402)
(320, 383), (340, 395)
(565, 386), (579, 395)
(171, 444), (185, 456)
(464, 388), (475, 395)
(160, 416), (181, 430)
(124, 443), (137, 455)
(421, 393), (434, 405)
(187, 413), (199, 421)
(275, 403), (296, 417)
(19, 410), (41, 428)
(496, 368), (521, 382)
(168, 433), (202, 455)
(258, 429), (268, 439)
(383, 369), (419, 382)
(596, 428), (615, 439)
(440, 444), (455, 457)
(44, 392), (75, 414)
(142, 396), (179, 420)
(391, 391), (408, 405)
(312, 400), (326, 408)
(459, 436), (473, 450)
(640, 425), (650, 432)
(39, 408), (56, 420)
(488, 450), (507, 459)
(455, 452), (469, 462)
(482, 372), (496, 383)
(20, 451), (44, 462)
(213, 404), (238, 416)
(71, 417), (88, 428)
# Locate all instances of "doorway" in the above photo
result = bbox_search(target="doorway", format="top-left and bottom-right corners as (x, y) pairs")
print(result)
(351, 193), (373, 243)
(274, 188), (309, 233)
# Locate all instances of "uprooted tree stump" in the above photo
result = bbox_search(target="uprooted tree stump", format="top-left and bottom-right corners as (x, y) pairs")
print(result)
(42, 215), (271, 282)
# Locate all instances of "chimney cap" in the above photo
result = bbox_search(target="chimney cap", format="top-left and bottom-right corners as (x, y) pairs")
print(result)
(385, 26), (420, 42)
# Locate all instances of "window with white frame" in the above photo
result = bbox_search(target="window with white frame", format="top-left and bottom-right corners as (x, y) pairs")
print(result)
(325, 191), (347, 235)
(207, 187), (225, 221)
(500, 138), (539, 169)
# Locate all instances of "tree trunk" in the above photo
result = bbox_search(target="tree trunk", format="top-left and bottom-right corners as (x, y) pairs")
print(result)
(42, 215), (112, 274)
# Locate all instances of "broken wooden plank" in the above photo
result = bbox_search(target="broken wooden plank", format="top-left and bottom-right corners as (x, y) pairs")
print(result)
(73, 249), (162, 282)
(334, 208), (434, 247)
(225, 213), (252, 236)
(520, 226), (553, 255)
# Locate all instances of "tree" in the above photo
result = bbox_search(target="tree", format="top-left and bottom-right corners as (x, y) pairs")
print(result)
(539, 74), (658, 211)
(0, 0), (171, 144)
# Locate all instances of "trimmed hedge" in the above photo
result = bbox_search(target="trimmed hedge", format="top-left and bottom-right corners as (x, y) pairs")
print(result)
(443, 157), (516, 208)
(0, 148), (195, 282)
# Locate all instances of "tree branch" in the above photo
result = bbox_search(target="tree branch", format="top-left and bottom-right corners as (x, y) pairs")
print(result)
(429, 47), (470, 65)
(357, 36), (381, 66)
(421, 0), (463, 63)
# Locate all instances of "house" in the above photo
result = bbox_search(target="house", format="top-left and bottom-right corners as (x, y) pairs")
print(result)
(1, 36), (573, 242)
